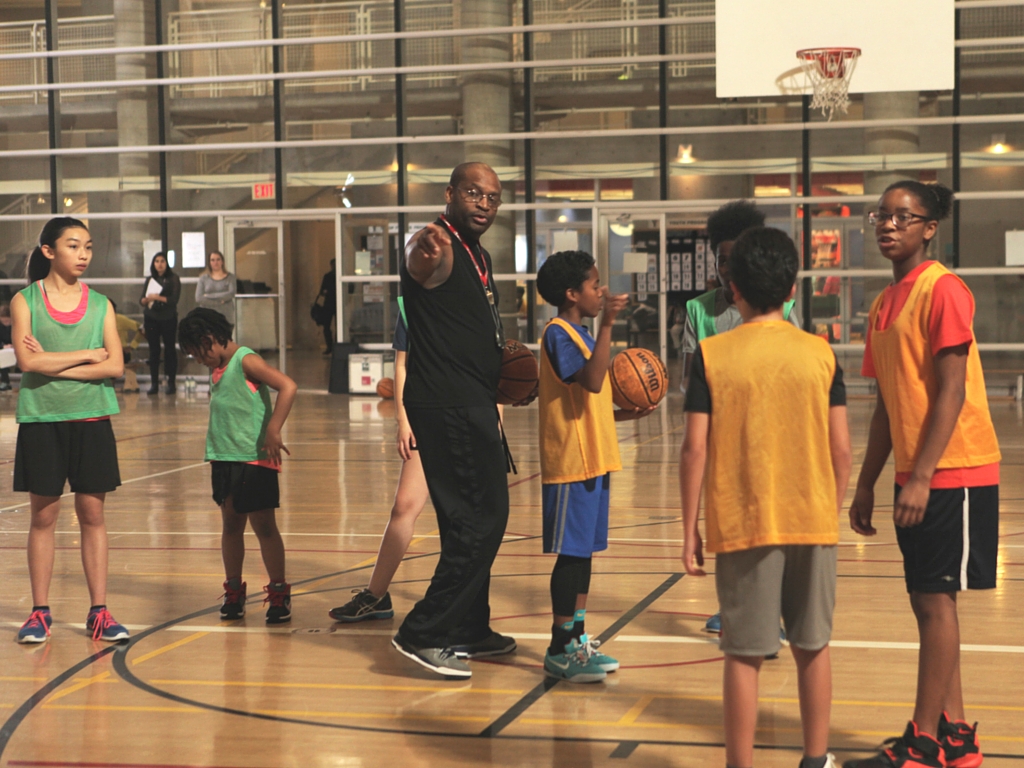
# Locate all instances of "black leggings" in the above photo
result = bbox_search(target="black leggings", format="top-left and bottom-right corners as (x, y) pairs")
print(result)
(550, 554), (592, 617)
(145, 314), (178, 382)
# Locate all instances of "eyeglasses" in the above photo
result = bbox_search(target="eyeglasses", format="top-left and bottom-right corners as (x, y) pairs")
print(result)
(460, 187), (502, 208)
(868, 211), (932, 229)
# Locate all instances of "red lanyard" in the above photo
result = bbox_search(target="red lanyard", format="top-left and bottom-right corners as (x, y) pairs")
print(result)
(439, 215), (489, 289)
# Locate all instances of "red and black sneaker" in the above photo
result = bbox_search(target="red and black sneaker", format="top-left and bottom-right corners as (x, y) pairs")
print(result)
(220, 580), (247, 620)
(263, 581), (292, 624)
(939, 713), (982, 768)
(842, 721), (946, 768)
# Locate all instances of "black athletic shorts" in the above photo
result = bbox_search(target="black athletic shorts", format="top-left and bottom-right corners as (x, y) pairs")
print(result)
(14, 420), (121, 497)
(895, 484), (998, 594)
(210, 461), (280, 514)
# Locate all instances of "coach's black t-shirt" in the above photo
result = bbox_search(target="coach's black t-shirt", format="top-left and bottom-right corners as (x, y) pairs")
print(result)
(400, 219), (502, 408)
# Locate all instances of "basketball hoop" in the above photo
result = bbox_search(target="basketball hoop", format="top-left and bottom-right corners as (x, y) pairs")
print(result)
(796, 47), (861, 121)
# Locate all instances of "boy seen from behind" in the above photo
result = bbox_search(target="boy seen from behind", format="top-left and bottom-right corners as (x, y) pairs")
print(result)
(680, 228), (852, 768)
(536, 250), (654, 683)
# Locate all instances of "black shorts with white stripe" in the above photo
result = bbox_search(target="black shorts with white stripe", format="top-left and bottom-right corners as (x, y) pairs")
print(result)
(894, 484), (998, 594)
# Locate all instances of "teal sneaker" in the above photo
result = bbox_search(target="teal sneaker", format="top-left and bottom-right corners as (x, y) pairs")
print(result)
(86, 607), (129, 642)
(17, 609), (52, 644)
(581, 635), (619, 672)
(544, 635), (607, 683)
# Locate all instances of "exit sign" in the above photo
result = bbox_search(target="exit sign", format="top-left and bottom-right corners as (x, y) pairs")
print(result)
(252, 182), (275, 200)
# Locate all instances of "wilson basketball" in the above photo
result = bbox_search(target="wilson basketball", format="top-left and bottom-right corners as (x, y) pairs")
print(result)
(376, 377), (395, 399)
(496, 340), (539, 405)
(610, 348), (668, 409)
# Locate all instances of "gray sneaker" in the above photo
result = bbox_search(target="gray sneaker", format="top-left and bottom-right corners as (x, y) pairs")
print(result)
(391, 634), (472, 679)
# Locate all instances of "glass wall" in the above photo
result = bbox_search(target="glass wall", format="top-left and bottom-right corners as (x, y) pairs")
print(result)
(0, 0), (1021, 370)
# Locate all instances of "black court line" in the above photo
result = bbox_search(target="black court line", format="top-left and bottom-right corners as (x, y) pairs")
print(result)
(477, 572), (683, 738)
(610, 741), (640, 758)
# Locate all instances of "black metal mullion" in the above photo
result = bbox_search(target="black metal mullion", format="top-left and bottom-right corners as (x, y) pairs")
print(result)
(271, 0), (284, 211)
(395, 0), (406, 247)
(658, 0), (668, 201)
(801, 95), (812, 333)
(154, 0), (169, 250)
(952, 5), (962, 269)
(524, 0), (536, 343)
(44, 0), (61, 216)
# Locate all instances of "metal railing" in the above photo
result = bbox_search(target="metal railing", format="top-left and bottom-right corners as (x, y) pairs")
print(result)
(0, 15), (115, 104)
(167, 1), (456, 97)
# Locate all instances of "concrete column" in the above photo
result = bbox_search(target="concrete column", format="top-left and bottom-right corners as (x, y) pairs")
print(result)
(113, 0), (154, 278)
(863, 92), (920, 270)
(459, 0), (518, 339)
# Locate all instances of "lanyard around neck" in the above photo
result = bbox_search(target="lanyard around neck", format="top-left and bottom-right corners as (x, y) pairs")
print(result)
(439, 215), (489, 289)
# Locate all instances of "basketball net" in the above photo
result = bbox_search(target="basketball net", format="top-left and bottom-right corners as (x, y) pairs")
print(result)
(797, 48), (861, 121)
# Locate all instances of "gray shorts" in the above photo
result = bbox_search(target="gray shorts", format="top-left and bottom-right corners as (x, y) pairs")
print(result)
(715, 545), (837, 657)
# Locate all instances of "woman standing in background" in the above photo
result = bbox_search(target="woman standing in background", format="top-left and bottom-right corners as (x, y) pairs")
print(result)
(141, 252), (181, 395)
(195, 250), (236, 326)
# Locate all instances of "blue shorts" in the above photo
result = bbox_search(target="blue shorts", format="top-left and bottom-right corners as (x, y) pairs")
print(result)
(542, 473), (610, 557)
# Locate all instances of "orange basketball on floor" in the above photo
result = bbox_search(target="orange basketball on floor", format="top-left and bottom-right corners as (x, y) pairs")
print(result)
(376, 377), (395, 399)
(497, 340), (539, 405)
(609, 348), (668, 409)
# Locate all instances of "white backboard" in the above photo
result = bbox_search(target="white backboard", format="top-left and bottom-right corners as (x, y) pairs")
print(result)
(716, 0), (954, 99)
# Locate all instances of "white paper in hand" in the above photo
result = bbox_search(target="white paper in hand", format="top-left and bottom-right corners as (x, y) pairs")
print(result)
(145, 278), (164, 297)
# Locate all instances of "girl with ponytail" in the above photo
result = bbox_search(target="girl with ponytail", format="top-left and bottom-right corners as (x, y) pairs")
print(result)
(10, 217), (130, 644)
(845, 181), (999, 768)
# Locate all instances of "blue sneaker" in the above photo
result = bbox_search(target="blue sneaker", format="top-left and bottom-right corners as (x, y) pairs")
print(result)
(704, 612), (721, 634)
(86, 607), (129, 642)
(581, 635), (619, 672)
(544, 635), (607, 683)
(17, 609), (52, 644)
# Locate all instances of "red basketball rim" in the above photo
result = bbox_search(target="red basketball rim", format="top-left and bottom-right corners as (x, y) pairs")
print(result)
(796, 47), (861, 78)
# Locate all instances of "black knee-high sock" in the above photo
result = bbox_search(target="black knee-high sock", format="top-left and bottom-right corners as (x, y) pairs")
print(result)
(549, 554), (592, 654)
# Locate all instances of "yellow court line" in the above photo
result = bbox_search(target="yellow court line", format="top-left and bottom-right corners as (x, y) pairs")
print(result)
(251, 708), (491, 724)
(630, 422), (686, 451)
(616, 694), (656, 726)
(149, 679), (524, 695)
(131, 631), (209, 666)
(515, 720), (1024, 743)
(44, 671), (111, 703)
(294, 529), (440, 595)
(43, 703), (199, 713)
(30, 703), (1024, 741)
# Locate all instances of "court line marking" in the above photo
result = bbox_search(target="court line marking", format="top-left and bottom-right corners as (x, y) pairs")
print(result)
(123, 626), (1024, 654)
(0, 462), (208, 514)
(130, 632), (209, 666)
(43, 672), (111, 704)
(478, 573), (684, 738)
(616, 694), (656, 726)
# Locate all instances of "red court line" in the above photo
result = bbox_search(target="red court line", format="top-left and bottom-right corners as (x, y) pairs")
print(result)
(8, 763), (257, 768)
(625, 656), (723, 669)
(508, 471), (542, 488)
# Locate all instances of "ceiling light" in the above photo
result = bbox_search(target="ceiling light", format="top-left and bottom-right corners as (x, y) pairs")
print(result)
(36, 195), (46, 205)
(610, 223), (634, 237)
(988, 133), (1011, 154)
(557, 215), (568, 223)
(676, 144), (696, 164)
(63, 197), (73, 207)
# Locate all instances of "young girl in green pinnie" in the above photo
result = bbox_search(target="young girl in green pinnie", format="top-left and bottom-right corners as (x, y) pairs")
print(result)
(178, 307), (297, 624)
(11, 217), (129, 644)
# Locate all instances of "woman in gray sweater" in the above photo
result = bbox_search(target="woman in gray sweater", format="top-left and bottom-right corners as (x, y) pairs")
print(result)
(195, 250), (236, 325)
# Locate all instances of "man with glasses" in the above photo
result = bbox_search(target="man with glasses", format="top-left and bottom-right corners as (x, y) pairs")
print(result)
(391, 162), (518, 678)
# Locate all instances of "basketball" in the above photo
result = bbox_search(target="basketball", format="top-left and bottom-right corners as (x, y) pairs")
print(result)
(376, 377), (395, 399)
(609, 348), (668, 410)
(496, 340), (539, 405)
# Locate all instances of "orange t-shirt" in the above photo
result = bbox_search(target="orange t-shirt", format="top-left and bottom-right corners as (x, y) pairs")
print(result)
(862, 261), (998, 488)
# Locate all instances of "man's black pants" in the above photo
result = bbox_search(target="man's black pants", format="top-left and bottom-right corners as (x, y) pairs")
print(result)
(398, 404), (509, 648)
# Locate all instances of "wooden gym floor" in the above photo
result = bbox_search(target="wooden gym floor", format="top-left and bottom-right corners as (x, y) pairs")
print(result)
(1, 352), (1023, 768)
